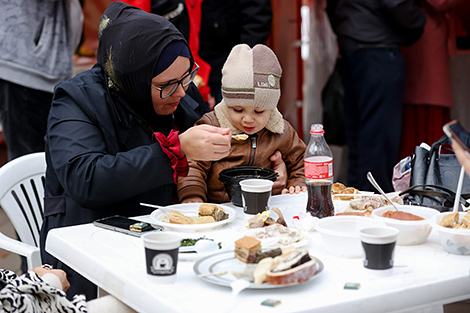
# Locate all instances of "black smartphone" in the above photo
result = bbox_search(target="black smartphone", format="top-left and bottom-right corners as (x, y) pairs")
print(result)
(93, 215), (163, 237)
(443, 120), (470, 155)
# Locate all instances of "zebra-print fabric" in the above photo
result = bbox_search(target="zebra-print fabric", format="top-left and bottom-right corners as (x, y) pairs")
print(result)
(0, 270), (87, 313)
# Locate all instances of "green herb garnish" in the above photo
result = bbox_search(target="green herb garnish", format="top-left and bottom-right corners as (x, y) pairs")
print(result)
(180, 237), (222, 253)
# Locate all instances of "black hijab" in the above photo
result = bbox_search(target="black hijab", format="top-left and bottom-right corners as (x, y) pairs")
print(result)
(96, 1), (192, 121)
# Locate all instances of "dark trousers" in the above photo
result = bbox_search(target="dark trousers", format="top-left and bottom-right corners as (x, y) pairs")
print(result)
(0, 79), (52, 161)
(340, 48), (405, 192)
(0, 79), (52, 273)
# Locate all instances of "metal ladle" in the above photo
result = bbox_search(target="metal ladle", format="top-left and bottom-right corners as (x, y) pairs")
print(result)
(366, 172), (399, 211)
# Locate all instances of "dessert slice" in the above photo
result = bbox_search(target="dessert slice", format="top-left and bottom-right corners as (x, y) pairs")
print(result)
(234, 236), (261, 263)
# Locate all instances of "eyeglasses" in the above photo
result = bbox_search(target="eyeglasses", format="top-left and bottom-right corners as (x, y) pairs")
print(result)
(151, 63), (199, 99)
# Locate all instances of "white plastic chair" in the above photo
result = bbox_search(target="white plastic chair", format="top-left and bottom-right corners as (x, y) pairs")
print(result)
(0, 152), (46, 269)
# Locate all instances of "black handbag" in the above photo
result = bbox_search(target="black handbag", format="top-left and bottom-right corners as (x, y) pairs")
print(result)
(400, 135), (470, 212)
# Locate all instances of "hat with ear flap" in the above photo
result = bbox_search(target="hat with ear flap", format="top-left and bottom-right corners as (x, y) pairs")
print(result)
(214, 44), (284, 134)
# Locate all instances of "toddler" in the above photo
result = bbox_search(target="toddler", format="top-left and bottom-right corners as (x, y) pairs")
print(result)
(177, 44), (306, 203)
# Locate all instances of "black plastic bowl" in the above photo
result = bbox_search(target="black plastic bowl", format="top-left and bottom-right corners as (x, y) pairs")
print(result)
(219, 166), (278, 207)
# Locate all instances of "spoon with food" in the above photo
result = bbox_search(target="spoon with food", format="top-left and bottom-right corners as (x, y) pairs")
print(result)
(232, 134), (248, 141)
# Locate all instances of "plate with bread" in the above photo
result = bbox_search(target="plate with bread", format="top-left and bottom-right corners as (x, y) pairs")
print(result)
(150, 203), (236, 232)
(193, 236), (323, 289)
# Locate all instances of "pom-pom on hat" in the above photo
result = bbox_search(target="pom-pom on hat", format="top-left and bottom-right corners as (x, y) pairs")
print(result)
(215, 44), (284, 134)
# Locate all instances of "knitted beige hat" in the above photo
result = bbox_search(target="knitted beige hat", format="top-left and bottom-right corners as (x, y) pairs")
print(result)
(215, 44), (284, 134)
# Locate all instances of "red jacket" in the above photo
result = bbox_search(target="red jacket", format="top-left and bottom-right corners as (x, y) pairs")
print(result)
(401, 0), (463, 108)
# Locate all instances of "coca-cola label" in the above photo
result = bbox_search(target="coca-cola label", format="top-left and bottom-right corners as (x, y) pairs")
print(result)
(304, 159), (333, 179)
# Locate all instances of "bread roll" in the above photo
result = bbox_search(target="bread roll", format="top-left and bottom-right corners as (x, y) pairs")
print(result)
(440, 212), (459, 228)
(253, 257), (274, 285)
(462, 211), (470, 227)
(266, 258), (317, 285)
(169, 210), (194, 224)
(193, 216), (215, 224)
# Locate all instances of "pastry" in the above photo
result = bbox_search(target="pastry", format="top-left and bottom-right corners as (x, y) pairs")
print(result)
(440, 212), (459, 228)
(234, 236), (261, 263)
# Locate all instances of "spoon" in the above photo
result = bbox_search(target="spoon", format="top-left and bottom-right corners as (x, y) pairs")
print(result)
(232, 134), (248, 141)
(179, 239), (219, 253)
(366, 172), (399, 211)
(226, 279), (250, 312)
(140, 202), (170, 214)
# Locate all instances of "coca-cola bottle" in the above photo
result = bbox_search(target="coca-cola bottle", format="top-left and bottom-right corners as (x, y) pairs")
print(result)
(304, 124), (334, 218)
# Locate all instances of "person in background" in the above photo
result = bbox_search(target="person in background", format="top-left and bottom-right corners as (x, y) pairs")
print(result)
(150, 0), (213, 104)
(398, 0), (465, 159)
(0, 0), (83, 277)
(329, 0), (426, 192)
(178, 44), (307, 204)
(0, 266), (135, 312)
(0, 0), (83, 162)
(39, 1), (232, 301)
(199, 0), (273, 106)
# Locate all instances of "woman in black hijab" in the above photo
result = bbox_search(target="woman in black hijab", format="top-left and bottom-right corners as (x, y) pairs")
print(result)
(39, 1), (231, 300)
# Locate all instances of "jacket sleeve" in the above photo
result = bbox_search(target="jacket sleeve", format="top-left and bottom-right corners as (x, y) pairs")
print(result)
(177, 159), (212, 202)
(176, 113), (214, 202)
(239, 0), (273, 46)
(426, 0), (463, 12)
(383, 0), (427, 45)
(47, 81), (175, 207)
(281, 121), (307, 188)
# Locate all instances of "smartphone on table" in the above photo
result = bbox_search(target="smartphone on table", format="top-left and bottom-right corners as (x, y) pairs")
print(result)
(93, 215), (163, 237)
(443, 120), (470, 156)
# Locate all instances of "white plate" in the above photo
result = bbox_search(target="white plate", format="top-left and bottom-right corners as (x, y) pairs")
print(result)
(150, 203), (236, 232)
(193, 250), (324, 289)
(244, 225), (310, 248)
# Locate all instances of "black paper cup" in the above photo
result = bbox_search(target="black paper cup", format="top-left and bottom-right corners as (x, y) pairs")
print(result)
(219, 166), (278, 207)
(142, 232), (181, 283)
(239, 178), (274, 215)
(360, 227), (399, 270)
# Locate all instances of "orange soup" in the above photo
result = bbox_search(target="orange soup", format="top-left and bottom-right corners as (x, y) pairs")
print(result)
(383, 210), (424, 221)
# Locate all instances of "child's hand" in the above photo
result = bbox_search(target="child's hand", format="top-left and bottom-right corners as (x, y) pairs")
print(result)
(269, 150), (287, 194)
(281, 185), (307, 194)
(182, 197), (204, 203)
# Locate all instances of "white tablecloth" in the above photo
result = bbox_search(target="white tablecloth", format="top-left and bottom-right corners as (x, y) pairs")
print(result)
(46, 193), (470, 313)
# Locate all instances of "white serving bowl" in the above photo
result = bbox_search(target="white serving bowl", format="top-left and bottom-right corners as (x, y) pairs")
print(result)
(315, 215), (385, 258)
(431, 212), (470, 255)
(371, 205), (440, 246)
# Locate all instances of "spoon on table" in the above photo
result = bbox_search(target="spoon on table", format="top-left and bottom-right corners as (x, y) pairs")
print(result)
(140, 203), (171, 214)
(366, 172), (399, 211)
(179, 239), (219, 253)
(225, 279), (251, 312)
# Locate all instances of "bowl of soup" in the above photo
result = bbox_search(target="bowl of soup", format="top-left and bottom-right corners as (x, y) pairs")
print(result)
(371, 205), (440, 246)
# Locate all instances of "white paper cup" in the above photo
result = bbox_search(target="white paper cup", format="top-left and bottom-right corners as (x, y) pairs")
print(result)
(142, 232), (181, 283)
(239, 179), (274, 216)
(360, 227), (399, 270)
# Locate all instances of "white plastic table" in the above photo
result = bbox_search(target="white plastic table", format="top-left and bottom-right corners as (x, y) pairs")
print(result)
(46, 193), (470, 313)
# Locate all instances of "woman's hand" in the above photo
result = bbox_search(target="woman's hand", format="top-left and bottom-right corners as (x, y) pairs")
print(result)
(269, 150), (287, 194)
(179, 125), (231, 161)
(282, 185), (307, 194)
(32, 266), (70, 292)
(452, 140), (470, 176)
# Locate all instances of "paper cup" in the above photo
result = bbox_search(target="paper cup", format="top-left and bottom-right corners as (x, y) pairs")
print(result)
(360, 227), (399, 270)
(142, 232), (181, 283)
(239, 179), (274, 216)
